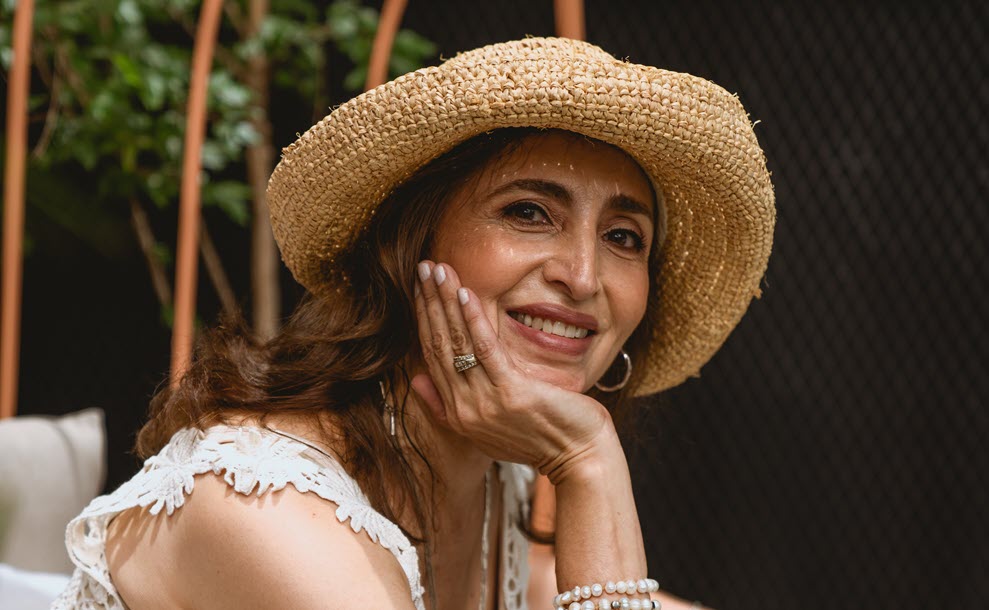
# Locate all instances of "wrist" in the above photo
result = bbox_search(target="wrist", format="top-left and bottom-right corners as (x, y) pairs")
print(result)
(545, 424), (626, 487)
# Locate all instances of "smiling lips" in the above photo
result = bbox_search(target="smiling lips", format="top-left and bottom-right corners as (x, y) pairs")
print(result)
(505, 303), (598, 356)
(508, 312), (590, 339)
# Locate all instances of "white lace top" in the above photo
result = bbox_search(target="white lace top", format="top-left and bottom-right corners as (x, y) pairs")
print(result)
(52, 425), (534, 609)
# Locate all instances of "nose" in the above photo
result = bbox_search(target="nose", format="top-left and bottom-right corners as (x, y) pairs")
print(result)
(541, 228), (601, 301)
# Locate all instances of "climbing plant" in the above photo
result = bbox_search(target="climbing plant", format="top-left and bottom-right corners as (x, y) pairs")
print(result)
(0, 0), (436, 328)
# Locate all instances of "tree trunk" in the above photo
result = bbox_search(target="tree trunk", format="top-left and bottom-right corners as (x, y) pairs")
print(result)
(245, 0), (280, 341)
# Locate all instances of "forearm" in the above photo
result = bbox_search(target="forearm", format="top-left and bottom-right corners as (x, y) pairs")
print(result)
(552, 425), (648, 595)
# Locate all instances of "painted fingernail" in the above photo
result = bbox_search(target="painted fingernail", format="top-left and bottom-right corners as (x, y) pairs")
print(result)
(418, 262), (431, 281)
(434, 265), (447, 285)
(458, 287), (469, 305)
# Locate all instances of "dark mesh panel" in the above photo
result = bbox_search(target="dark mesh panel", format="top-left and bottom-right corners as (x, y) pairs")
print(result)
(402, 1), (989, 607)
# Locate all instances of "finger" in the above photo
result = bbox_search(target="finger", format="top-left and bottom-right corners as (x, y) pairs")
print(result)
(456, 286), (515, 386)
(421, 261), (473, 388)
(416, 260), (463, 412)
(413, 265), (435, 364)
(414, 263), (454, 418)
(410, 373), (447, 423)
(433, 264), (476, 370)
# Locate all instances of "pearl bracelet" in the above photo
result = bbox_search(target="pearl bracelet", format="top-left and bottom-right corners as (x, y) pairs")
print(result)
(553, 579), (660, 610)
(555, 598), (661, 610)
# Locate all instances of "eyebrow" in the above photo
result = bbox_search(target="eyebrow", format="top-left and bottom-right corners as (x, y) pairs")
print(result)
(488, 178), (654, 221)
(607, 193), (654, 220)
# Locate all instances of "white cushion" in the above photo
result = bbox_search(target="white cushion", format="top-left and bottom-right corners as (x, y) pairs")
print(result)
(0, 562), (71, 609)
(0, 408), (106, 574)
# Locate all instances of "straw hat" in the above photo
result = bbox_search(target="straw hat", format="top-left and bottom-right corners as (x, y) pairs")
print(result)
(266, 37), (775, 396)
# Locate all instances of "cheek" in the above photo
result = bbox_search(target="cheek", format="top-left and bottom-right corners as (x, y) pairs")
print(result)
(610, 268), (651, 341)
(435, 226), (537, 320)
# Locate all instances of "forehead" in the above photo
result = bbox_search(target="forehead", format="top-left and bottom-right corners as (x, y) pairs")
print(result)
(476, 131), (655, 205)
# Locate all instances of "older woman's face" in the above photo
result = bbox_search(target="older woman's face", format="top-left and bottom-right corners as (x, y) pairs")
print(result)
(431, 132), (655, 392)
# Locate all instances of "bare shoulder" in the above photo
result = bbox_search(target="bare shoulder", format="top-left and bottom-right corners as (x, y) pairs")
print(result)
(107, 472), (415, 610)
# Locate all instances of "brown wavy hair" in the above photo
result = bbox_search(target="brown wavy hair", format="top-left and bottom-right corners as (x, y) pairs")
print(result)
(135, 127), (662, 547)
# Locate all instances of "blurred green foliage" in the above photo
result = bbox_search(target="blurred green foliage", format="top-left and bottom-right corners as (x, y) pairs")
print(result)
(0, 0), (435, 265)
(326, 0), (437, 92)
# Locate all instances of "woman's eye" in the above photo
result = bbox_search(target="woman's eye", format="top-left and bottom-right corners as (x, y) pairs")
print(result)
(606, 228), (646, 252)
(504, 202), (549, 224)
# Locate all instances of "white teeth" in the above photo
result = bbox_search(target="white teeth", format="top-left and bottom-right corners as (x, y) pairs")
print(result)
(509, 312), (590, 339)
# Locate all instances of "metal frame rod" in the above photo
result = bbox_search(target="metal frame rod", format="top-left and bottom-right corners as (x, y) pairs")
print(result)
(554, 0), (586, 40)
(365, 0), (408, 91)
(170, 0), (225, 388)
(1, 0), (35, 418)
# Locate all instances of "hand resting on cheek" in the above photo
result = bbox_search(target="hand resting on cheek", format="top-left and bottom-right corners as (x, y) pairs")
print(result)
(411, 260), (614, 485)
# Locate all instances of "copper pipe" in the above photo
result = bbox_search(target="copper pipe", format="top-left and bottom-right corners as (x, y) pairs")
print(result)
(170, 0), (224, 389)
(553, 0), (586, 40)
(1, 0), (35, 419)
(364, 0), (408, 91)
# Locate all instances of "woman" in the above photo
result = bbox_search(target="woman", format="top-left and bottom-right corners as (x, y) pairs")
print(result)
(54, 38), (774, 610)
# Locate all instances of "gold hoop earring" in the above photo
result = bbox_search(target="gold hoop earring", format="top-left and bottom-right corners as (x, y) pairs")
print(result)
(594, 350), (632, 392)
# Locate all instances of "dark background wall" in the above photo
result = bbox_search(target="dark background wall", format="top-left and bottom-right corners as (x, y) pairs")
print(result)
(14, 1), (988, 608)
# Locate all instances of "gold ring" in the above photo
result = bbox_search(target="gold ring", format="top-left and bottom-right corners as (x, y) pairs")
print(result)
(453, 353), (479, 373)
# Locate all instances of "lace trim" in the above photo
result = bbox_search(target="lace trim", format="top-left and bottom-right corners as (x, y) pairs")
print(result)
(52, 426), (424, 609)
(500, 461), (534, 610)
(51, 425), (533, 610)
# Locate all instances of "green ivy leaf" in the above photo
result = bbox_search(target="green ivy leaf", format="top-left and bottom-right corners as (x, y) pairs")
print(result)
(141, 72), (167, 110)
(218, 120), (260, 149)
(326, 0), (360, 36)
(234, 36), (264, 61)
(164, 134), (182, 160)
(116, 0), (142, 26)
(355, 6), (378, 33)
(328, 12), (358, 39)
(112, 53), (144, 89)
(76, 143), (99, 171)
(210, 71), (251, 109)
(146, 172), (171, 208)
(393, 30), (437, 60)
(204, 181), (252, 226)
(389, 54), (420, 77)
(200, 141), (227, 171)
(89, 89), (117, 123)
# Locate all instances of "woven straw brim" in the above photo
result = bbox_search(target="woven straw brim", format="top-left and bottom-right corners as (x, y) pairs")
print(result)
(266, 37), (775, 396)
